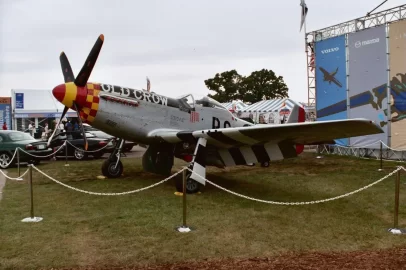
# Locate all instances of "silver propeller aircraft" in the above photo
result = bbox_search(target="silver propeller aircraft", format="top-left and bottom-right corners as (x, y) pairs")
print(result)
(49, 34), (384, 193)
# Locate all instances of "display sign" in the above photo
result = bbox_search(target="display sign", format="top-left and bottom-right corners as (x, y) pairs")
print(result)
(15, 93), (24, 109)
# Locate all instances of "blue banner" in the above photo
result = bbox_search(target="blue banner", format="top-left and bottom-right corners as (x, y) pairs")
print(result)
(15, 93), (24, 109)
(0, 104), (12, 130)
(315, 35), (348, 145)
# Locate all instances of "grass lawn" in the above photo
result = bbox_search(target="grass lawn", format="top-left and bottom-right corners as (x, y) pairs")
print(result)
(0, 152), (405, 269)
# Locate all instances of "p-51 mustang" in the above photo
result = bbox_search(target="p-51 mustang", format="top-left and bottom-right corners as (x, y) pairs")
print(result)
(48, 34), (383, 193)
(319, 67), (343, 88)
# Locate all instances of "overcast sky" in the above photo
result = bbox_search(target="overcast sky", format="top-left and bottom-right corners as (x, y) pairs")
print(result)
(0, 0), (404, 103)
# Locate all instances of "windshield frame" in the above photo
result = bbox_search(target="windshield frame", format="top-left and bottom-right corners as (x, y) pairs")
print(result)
(196, 96), (228, 110)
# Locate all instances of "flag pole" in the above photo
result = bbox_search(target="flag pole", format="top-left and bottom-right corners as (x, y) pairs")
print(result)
(303, 2), (310, 106)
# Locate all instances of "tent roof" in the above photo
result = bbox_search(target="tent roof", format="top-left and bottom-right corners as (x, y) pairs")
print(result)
(221, 101), (248, 110)
(241, 98), (301, 113)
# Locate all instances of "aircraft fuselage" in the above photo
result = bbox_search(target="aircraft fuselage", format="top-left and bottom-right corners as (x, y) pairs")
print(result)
(52, 82), (253, 145)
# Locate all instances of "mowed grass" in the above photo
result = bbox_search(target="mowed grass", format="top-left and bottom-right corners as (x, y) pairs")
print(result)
(0, 152), (405, 269)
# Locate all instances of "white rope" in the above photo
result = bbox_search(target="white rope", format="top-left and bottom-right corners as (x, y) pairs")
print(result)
(0, 168), (30, 180)
(379, 142), (405, 161)
(65, 139), (115, 153)
(381, 141), (406, 152)
(187, 167), (402, 205)
(31, 165), (186, 196)
(16, 141), (67, 158)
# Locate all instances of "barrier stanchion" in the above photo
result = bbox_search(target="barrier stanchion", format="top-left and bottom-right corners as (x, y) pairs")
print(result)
(21, 165), (43, 222)
(176, 169), (191, 233)
(394, 169), (400, 228)
(388, 168), (405, 234)
(16, 148), (23, 181)
(64, 142), (69, 167)
(316, 145), (323, 159)
(379, 141), (383, 171)
(17, 148), (20, 177)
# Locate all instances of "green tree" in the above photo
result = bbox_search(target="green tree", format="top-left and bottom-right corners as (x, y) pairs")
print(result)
(204, 70), (243, 103)
(204, 69), (289, 103)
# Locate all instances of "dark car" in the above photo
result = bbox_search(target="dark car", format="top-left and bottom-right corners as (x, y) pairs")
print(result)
(0, 130), (53, 168)
(82, 123), (137, 152)
(50, 131), (114, 160)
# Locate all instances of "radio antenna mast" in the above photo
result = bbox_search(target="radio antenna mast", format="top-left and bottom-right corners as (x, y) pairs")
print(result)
(366, 0), (388, 16)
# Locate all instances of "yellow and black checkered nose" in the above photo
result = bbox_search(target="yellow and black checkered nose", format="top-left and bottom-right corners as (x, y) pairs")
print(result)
(53, 82), (101, 123)
(52, 82), (88, 109)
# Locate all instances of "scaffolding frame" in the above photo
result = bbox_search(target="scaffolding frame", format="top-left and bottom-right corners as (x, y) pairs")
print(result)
(305, 4), (406, 108)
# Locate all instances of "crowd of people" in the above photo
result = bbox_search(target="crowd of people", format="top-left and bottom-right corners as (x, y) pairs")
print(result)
(28, 119), (82, 140)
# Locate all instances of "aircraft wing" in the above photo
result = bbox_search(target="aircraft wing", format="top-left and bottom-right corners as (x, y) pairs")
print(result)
(330, 77), (343, 88)
(149, 118), (383, 148)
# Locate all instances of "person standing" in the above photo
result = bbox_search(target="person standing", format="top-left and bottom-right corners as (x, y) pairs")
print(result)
(2, 122), (7, 130)
(28, 122), (35, 137)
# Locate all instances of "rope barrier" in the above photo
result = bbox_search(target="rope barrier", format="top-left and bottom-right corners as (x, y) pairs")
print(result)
(0, 168), (30, 181)
(65, 138), (115, 153)
(30, 165), (186, 196)
(16, 141), (67, 158)
(186, 167), (403, 205)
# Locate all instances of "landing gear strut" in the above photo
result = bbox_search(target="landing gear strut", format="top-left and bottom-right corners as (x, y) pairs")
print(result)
(102, 138), (124, 178)
(175, 165), (201, 194)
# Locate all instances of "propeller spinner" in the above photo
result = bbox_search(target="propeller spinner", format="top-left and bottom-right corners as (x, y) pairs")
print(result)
(48, 34), (105, 151)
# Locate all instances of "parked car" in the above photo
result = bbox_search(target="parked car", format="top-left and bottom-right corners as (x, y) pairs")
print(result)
(0, 130), (52, 168)
(49, 131), (114, 160)
(82, 123), (137, 152)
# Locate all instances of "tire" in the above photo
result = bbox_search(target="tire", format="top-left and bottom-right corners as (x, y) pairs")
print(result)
(102, 159), (123, 178)
(73, 148), (87, 160)
(261, 161), (270, 167)
(175, 171), (201, 194)
(0, 152), (13, 169)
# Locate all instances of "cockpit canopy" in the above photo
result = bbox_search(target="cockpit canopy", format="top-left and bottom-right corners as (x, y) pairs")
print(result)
(196, 96), (227, 110)
(176, 94), (228, 112)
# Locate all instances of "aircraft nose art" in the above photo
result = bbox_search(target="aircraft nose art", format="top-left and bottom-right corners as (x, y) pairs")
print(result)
(79, 83), (101, 123)
(52, 82), (87, 108)
(52, 82), (101, 123)
(52, 84), (66, 103)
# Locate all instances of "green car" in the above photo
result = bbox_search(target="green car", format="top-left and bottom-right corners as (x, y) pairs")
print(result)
(0, 130), (53, 169)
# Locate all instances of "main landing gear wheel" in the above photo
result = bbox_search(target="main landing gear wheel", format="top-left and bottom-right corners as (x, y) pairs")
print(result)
(102, 159), (123, 178)
(102, 138), (124, 178)
(175, 169), (201, 194)
(261, 161), (270, 167)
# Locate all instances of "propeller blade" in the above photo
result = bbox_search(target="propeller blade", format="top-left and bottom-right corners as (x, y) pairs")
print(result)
(73, 103), (88, 151)
(47, 106), (69, 147)
(74, 34), (104, 87)
(59, 52), (75, 83)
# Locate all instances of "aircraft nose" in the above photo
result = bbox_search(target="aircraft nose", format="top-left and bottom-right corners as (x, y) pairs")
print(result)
(52, 84), (66, 103)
